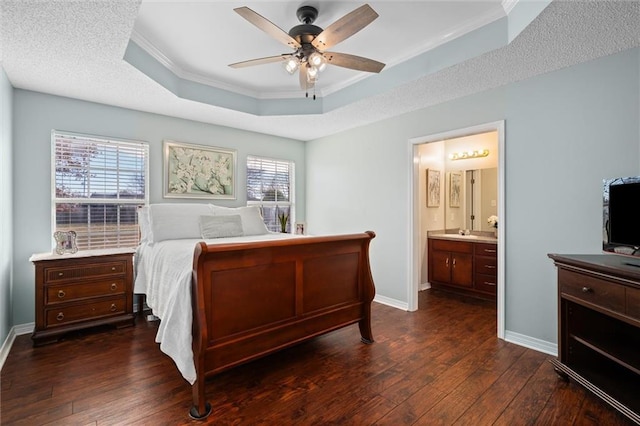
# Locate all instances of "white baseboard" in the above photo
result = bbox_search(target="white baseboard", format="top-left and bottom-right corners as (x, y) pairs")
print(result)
(420, 282), (431, 291)
(0, 322), (34, 371)
(374, 294), (408, 311)
(504, 329), (557, 356)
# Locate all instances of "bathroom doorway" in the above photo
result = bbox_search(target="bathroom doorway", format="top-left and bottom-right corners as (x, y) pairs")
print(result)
(408, 121), (505, 338)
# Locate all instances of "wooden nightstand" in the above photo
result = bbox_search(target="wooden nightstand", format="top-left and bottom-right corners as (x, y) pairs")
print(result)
(30, 248), (136, 346)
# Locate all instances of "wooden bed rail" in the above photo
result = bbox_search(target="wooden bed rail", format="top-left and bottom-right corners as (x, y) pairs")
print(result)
(190, 231), (376, 420)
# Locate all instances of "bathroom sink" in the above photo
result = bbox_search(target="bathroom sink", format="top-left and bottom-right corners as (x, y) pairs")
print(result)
(431, 233), (480, 239)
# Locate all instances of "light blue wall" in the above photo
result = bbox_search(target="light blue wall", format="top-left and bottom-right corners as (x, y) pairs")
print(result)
(0, 66), (14, 346)
(11, 91), (305, 325)
(306, 47), (640, 346)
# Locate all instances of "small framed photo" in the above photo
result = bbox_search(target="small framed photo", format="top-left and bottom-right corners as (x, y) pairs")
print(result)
(295, 222), (306, 235)
(54, 231), (78, 255)
(426, 169), (441, 207)
(449, 172), (462, 208)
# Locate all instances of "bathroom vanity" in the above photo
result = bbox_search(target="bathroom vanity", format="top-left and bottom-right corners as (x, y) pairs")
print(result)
(427, 234), (497, 300)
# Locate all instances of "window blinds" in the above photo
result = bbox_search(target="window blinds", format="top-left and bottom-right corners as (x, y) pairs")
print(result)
(53, 131), (149, 250)
(246, 155), (295, 232)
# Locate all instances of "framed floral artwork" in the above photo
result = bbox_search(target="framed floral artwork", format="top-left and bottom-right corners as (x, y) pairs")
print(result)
(426, 169), (440, 207)
(164, 140), (236, 199)
(449, 172), (462, 207)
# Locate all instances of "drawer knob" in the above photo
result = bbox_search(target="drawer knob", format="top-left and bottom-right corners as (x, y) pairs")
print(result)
(111, 267), (116, 271)
(582, 286), (593, 293)
(58, 272), (64, 277)
(56, 312), (64, 321)
(57, 290), (66, 299)
(110, 283), (117, 291)
(110, 304), (117, 312)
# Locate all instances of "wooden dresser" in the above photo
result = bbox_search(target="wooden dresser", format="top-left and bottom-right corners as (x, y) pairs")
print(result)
(548, 253), (640, 424)
(428, 236), (497, 300)
(30, 248), (136, 346)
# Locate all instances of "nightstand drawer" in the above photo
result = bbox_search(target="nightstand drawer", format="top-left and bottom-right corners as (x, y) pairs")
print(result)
(559, 269), (625, 313)
(44, 261), (127, 283)
(45, 297), (126, 327)
(45, 279), (126, 305)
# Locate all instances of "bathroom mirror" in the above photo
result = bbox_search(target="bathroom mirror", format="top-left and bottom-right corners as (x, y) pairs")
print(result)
(445, 167), (498, 232)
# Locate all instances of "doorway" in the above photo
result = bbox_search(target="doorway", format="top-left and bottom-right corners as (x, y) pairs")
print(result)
(408, 120), (505, 338)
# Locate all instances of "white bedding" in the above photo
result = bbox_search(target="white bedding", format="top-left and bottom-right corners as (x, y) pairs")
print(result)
(134, 233), (303, 384)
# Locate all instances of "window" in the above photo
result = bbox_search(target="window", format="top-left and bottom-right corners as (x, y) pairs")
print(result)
(247, 155), (295, 232)
(52, 131), (149, 250)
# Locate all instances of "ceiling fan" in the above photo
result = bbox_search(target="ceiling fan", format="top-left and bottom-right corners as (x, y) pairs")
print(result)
(229, 4), (386, 99)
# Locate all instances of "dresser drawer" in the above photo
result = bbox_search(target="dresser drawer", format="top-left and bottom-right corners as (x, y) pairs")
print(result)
(44, 261), (127, 283)
(626, 286), (640, 321)
(45, 278), (126, 305)
(475, 243), (497, 258)
(475, 273), (497, 294)
(45, 297), (126, 327)
(475, 256), (497, 276)
(559, 269), (625, 313)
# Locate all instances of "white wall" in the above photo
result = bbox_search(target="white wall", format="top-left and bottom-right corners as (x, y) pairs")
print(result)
(11, 91), (306, 326)
(0, 66), (13, 347)
(306, 47), (640, 347)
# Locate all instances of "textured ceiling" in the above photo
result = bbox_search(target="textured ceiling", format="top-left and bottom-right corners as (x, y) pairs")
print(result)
(1, 1), (639, 141)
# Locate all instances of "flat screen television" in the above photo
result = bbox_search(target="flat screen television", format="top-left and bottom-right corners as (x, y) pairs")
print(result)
(603, 176), (640, 264)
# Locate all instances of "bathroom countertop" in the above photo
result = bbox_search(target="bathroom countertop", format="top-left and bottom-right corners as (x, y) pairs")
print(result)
(428, 233), (497, 243)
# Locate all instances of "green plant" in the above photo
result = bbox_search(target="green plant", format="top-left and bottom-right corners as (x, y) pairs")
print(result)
(277, 211), (289, 233)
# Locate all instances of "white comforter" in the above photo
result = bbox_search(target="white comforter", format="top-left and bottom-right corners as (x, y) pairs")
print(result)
(134, 233), (302, 384)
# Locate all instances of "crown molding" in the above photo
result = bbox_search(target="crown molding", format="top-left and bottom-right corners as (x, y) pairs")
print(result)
(502, 0), (520, 15)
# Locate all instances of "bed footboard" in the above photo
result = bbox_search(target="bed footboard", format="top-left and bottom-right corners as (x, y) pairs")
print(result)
(189, 231), (376, 419)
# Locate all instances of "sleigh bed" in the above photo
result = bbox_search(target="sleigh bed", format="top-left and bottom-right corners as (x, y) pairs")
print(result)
(134, 204), (376, 419)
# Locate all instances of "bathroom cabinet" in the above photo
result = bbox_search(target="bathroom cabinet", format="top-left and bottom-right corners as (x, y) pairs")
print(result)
(428, 238), (473, 289)
(427, 236), (497, 300)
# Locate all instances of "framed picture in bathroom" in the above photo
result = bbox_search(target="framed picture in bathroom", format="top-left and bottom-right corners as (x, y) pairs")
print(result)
(449, 172), (462, 207)
(426, 169), (440, 207)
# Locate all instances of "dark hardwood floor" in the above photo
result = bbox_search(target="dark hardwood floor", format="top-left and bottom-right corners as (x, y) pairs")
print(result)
(1, 290), (635, 425)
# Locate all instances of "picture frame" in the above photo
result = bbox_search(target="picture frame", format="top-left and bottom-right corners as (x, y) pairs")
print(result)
(426, 169), (441, 207)
(449, 172), (462, 208)
(54, 230), (78, 255)
(295, 222), (306, 235)
(164, 140), (237, 199)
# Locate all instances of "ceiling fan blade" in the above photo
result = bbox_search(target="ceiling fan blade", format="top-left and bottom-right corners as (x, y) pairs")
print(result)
(229, 54), (291, 68)
(324, 52), (385, 73)
(234, 7), (301, 49)
(312, 4), (378, 50)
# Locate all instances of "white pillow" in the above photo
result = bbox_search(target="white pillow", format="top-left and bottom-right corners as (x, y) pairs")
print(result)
(137, 206), (152, 243)
(211, 205), (269, 236)
(199, 215), (244, 239)
(148, 203), (214, 242)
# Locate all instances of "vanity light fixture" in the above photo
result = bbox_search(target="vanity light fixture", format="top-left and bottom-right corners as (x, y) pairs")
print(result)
(449, 149), (490, 161)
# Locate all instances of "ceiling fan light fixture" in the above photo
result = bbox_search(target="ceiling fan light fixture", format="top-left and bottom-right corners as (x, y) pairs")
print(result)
(308, 52), (326, 70)
(284, 57), (299, 74)
(306, 65), (319, 82)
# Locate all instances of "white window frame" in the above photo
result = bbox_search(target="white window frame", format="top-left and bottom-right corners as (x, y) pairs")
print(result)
(51, 130), (149, 250)
(246, 155), (295, 232)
